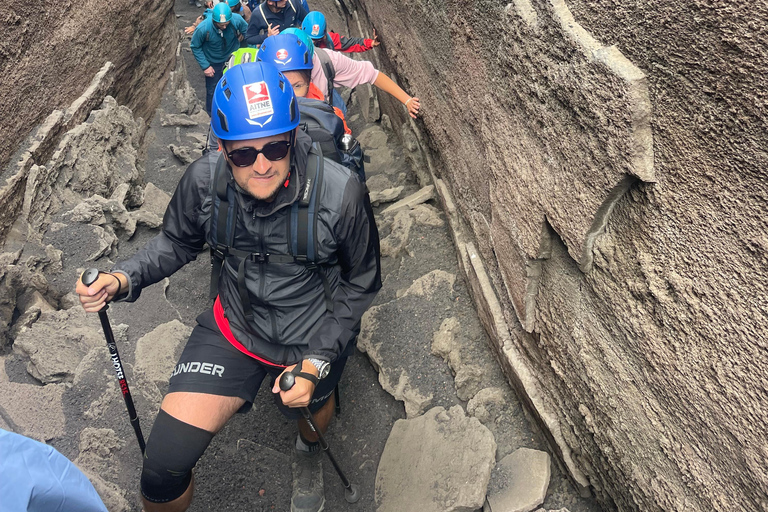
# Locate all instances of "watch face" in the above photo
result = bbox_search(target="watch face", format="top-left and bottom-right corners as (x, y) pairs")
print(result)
(319, 363), (330, 379)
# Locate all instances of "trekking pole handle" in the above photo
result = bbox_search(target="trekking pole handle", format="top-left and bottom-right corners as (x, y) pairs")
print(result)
(81, 268), (101, 287)
(279, 371), (296, 391)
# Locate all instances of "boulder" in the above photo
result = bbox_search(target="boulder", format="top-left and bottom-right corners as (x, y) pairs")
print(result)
(376, 406), (496, 512)
(370, 186), (404, 206)
(161, 113), (198, 127)
(397, 269), (456, 299)
(410, 204), (444, 227)
(380, 210), (413, 258)
(13, 308), (104, 383)
(169, 144), (196, 164)
(139, 183), (171, 218)
(485, 448), (551, 512)
(357, 125), (389, 150)
(134, 320), (192, 388)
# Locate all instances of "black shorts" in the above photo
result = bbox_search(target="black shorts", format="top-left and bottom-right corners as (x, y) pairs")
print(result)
(168, 308), (349, 420)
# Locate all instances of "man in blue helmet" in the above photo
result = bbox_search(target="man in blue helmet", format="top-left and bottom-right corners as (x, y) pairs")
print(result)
(75, 61), (381, 512)
(244, 0), (307, 47)
(302, 11), (379, 53)
(190, 2), (248, 114)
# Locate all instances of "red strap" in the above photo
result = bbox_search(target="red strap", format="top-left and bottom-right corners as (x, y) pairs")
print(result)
(213, 296), (287, 368)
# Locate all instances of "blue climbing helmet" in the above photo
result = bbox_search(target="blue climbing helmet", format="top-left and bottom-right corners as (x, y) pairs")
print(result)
(301, 11), (334, 48)
(212, 2), (232, 23)
(281, 27), (315, 60)
(257, 33), (314, 72)
(227, 0), (242, 10)
(210, 61), (300, 141)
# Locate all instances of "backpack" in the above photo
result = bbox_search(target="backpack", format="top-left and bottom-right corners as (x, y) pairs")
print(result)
(207, 143), (333, 319)
(314, 48), (336, 107)
(297, 97), (366, 183)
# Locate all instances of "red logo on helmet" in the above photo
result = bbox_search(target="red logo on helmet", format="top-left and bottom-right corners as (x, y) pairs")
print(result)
(311, 24), (320, 36)
(276, 49), (288, 60)
(243, 81), (274, 119)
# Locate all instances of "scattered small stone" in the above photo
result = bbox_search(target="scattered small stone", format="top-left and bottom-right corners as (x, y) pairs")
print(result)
(410, 204), (444, 227)
(467, 387), (508, 424)
(169, 144), (196, 164)
(381, 185), (436, 215)
(486, 448), (551, 512)
(365, 174), (392, 193)
(140, 183), (171, 218)
(369, 186), (404, 206)
(398, 269), (456, 299)
(455, 364), (484, 401)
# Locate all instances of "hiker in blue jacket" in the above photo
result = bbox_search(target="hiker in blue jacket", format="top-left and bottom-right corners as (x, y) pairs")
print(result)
(190, 2), (249, 114)
(244, 0), (307, 47)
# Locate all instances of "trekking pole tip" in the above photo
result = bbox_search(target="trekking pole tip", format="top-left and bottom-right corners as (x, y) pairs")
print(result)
(81, 268), (100, 287)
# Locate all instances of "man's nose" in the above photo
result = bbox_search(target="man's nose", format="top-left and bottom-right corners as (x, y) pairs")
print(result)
(253, 152), (272, 174)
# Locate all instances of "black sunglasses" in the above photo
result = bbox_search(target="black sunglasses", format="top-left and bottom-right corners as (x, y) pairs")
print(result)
(226, 140), (291, 167)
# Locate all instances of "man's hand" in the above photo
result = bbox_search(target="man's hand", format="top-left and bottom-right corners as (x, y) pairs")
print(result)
(272, 361), (320, 407)
(203, 66), (216, 77)
(75, 272), (126, 313)
(184, 25), (195, 35)
(267, 23), (280, 37)
(371, 28), (380, 47)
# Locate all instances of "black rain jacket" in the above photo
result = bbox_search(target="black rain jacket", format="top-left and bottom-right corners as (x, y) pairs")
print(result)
(114, 131), (381, 364)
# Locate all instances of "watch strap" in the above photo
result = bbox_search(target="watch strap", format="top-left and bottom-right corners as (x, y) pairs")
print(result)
(291, 362), (319, 386)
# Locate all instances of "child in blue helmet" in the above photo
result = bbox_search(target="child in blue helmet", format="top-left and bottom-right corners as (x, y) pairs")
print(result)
(75, 61), (380, 512)
(302, 11), (379, 53)
(190, 2), (249, 114)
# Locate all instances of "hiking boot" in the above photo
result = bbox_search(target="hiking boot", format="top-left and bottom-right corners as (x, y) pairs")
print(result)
(291, 450), (325, 512)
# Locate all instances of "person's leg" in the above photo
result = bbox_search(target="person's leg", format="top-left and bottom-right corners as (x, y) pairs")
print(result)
(274, 356), (350, 512)
(140, 308), (267, 511)
(141, 392), (245, 512)
(205, 62), (226, 115)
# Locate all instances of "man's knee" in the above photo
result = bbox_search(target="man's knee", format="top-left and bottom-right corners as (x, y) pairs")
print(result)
(140, 409), (214, 503)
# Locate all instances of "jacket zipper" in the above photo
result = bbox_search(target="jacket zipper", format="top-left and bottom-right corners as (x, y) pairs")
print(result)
(254, 211), (279, 343)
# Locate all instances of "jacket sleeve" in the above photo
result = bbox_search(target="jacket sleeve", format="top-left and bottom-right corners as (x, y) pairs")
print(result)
(112, 160), (211, 302)
(304, 179), (382, 362)
(245, 10), (268, 46)
(333, 33), (373, 53)
(190, 25), (211, 69)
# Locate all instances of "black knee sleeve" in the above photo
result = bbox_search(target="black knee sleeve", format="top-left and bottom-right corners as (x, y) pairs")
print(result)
(140, 409), (214, 503)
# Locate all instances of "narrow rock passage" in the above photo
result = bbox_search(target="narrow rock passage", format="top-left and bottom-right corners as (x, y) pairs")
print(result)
(0, 3), (601, 510)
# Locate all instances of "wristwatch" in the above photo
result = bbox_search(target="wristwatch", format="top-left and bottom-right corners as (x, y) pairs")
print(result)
(307, 358), (331, 379)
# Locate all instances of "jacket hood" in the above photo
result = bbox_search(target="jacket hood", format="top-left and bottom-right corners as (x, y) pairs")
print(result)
(229, 129), (312, 217)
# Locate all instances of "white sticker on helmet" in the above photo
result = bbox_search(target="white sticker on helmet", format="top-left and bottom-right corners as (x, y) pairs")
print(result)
(243, 81), (274, 119)
(311, 24), (320, 36)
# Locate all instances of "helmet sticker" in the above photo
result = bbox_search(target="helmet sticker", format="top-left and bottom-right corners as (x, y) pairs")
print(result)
(311, 24), (320, 36)
(276, 49), (288, 60)
(218, 13), (227, 22)
(243, 82), (274, 120)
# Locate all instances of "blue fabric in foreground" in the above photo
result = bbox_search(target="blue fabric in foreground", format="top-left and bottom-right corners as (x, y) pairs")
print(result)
(0, 429), (107, 512)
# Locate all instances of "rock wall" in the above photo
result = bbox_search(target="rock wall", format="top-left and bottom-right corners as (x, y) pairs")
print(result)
(334, 0), (768, 510)
(0, 0), (177, 170)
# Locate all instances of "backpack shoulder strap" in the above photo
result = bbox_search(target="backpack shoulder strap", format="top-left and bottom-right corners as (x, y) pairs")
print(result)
(209, 153), (237, 299)
(259, 3), (268, 26)
(315, 49), (336, 107)
(287, 0), (296, 12)
(289, 143), (333, 312)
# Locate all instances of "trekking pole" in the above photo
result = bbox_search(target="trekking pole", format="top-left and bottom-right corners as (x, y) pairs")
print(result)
(81, 268), (146, 455)
(279, 372), (361, 504)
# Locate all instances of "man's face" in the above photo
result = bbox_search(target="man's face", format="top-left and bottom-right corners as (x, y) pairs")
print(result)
(214, 20), (230, 31)
(224, 131), (293, 202)
(266, 0), (287, 12)
(282, 70), (309, 98)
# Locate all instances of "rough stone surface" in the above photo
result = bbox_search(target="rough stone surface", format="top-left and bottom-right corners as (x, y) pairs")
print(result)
(369, 186), (404, 206)
(134, 319), (192, 388)
(352, 0), (768, 509)
(375, 405), (496, 512)
(379, 210), (413, 258)
(357, 125), (389, 150)
(13, 308), (104, 383)
(21, 97), (146, 240)
(381, 185), (435, 215)
(0, 378), (66, 441)
(0, 0), (176, 171)
(486, 448), (551, 512)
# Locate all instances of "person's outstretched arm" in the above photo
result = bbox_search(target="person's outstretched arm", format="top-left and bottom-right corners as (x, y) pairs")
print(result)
(373, 72), (420, 118)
